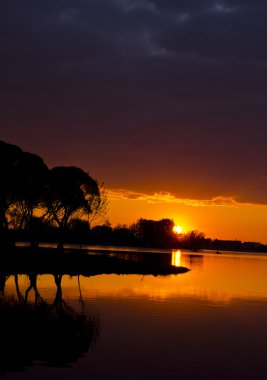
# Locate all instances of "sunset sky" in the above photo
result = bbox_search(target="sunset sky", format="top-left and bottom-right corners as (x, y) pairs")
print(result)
(1, 1), (267, 242)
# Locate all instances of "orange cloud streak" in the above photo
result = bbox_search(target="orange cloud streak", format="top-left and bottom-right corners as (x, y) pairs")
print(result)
(107, 188), (264, 208)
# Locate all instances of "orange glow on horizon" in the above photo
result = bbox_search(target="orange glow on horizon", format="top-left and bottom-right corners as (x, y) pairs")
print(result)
(107, 191), (267, 244)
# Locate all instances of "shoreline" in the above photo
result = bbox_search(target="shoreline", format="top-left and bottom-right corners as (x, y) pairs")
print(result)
(0, 246), (189, 277)
(15, 242), (267, 257)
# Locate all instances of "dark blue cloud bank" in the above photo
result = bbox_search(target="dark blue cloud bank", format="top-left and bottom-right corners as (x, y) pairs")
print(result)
(1, 1), (267, 202)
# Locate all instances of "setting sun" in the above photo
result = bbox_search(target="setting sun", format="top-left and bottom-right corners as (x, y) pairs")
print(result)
(173, 225), (182, 234)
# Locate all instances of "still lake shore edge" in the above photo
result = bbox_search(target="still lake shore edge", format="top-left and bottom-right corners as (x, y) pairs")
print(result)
(0, 246), (189, 277)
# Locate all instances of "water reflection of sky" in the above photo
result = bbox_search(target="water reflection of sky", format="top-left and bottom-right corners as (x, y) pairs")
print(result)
(3, 252), (267, 379)
(5, 251), (267, 304)
(76, 252), (267, 303)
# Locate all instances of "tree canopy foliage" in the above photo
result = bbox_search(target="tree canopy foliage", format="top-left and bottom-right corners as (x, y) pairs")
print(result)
(131, 218), (176, 248)
(0, 141), (105, 248)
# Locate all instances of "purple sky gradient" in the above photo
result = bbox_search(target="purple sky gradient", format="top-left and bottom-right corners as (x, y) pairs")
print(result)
(1, 0), (267, 204)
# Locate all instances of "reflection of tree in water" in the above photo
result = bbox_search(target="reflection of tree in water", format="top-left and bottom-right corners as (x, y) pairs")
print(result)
(0, 273), (9, 295)
(0, 273), (100, 375)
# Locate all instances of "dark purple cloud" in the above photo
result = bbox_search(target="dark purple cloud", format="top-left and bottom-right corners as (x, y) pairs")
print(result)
(1, 0), (267, 203)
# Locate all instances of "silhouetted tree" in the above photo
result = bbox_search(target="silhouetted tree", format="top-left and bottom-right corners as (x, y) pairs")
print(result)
(8, 151), (48, 230)
(113, 225), (136, 245)
(131, 218), (175, 247)
(90, 224), (113, 244)
(42, 166), (102, 249)
(88, 183), (108, 227)
(0, 141), (22, 242)
(182, 230), (206, 251)
(0, 141), (48, 246)
(68, 218), (91, 243)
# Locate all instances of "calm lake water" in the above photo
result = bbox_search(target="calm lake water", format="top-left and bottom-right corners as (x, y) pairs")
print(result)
(2, 249), (267, 379)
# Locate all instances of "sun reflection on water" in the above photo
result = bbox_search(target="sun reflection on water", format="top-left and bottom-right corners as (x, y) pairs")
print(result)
(171, 250), (181, 267)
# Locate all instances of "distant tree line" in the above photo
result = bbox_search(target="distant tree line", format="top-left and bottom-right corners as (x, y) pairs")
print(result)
(87, 223), (267, 253)
(11, 214), (207, 250)
(88, 220), (206, 250)
(205, 239), (267, 253)
(0, 141), (106, 249)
